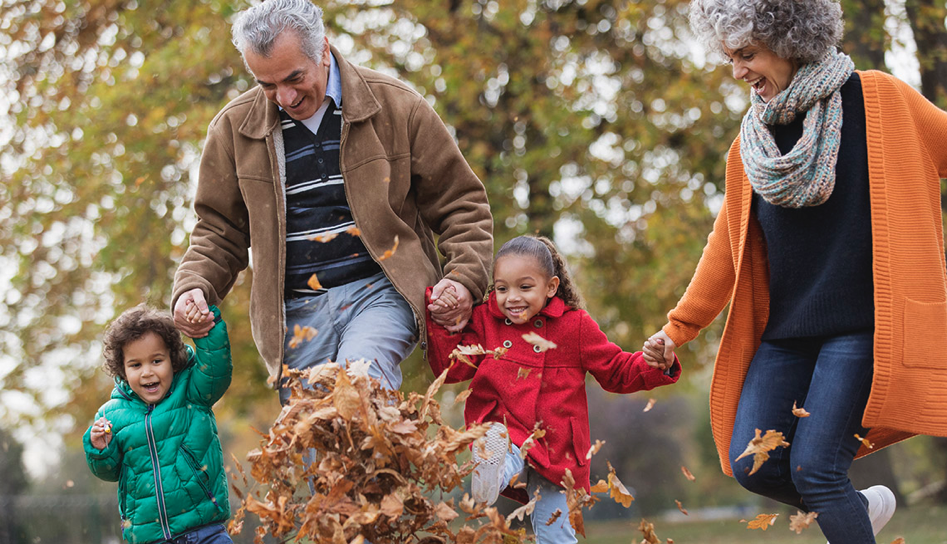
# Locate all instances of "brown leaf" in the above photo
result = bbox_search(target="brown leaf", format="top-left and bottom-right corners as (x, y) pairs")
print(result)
(380, 493), (403, 518)
(332, 365), (360, 420)
(792, 401), (810, 418)
(589, 479), (608, 493)
(607, 472), (634, 508)
(377, 235), (399, 261)
(586, 439), (605, 460)
(521, 331), (557, 352)
(638, 519), (661, 544)
(454, 389), (473, 405)
(855, 433), (874, 449)
(680, 465), (696, 481)
(643, 398), (657, 412)
(788, 510), (818, 533)
(288, 324), (318, 349)
(890, 539), (906, 544)
(674, 499), (688, 515)
(308, 231), (339, 243)
(307, 273), (322, 291)
(346, 226), (362, 237)
(745, 513), (779, 530)
(434, 501), (459, 522)
(517, 367), (531, 380)
(734, 429), (791, 476)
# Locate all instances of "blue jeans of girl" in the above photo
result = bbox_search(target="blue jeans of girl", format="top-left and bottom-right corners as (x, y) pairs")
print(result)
(502, 441), (577, 544)
(729, 329), (875, 543)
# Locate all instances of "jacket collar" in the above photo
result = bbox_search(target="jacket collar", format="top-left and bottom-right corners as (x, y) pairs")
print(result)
(239, 45), (381, 140)
(486, 291), (568, 320)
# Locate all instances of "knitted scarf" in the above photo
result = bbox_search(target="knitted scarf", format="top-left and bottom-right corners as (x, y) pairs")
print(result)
(739, 49), (855, 208)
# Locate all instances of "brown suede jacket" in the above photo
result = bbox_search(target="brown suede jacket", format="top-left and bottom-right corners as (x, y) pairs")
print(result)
(173, 46), (493, 383)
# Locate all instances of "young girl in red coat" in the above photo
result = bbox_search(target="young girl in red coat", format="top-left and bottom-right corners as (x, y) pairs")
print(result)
(426, 235), (681, 543)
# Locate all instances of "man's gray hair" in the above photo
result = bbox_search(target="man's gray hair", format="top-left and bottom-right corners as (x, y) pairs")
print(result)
(689, 0), (843, 63)
(231, 0), (326, 61)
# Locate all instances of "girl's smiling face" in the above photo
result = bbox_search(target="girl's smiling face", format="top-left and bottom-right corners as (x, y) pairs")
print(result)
(493, 255), (560, 324)
(725, 44), (797, 102)
(122, 332), (174, 404)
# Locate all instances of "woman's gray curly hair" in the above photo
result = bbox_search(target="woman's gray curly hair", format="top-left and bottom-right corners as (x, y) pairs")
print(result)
(689, 0), (844, 63)
(231, 0), (326, 62)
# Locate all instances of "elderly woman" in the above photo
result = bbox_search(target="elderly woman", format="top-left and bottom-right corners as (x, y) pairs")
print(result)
(643, 0), (947, 541)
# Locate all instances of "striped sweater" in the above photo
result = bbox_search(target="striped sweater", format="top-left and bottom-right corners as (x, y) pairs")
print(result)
(664, 70), (947, 476)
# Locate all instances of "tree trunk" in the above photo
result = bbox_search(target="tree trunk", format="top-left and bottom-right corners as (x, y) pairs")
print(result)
(904, 0), (947, 107)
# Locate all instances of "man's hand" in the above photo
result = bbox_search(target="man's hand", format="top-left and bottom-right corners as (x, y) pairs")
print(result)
(90, 417), (112, 450)
(428, 278), (473, 332)
(173, 288), (214, 338)
(643, 330), (676, 371)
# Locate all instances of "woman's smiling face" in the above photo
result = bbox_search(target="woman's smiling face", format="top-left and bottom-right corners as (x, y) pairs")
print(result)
(725, 44), (797, 102)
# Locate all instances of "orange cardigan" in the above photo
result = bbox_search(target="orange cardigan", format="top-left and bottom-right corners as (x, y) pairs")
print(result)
(664, 70), (947, 477)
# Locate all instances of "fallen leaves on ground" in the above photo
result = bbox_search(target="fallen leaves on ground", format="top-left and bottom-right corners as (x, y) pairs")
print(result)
(521, 332), (557, 352)
(743, 513), (779, 530)
(788, 510), (818, 533)
(792, 401), (810, 418)
(734, 429), (790, 476)
(680, 465), (696, 481)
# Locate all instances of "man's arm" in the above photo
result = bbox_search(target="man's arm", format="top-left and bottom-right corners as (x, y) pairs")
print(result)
(408, 97), (493, 313)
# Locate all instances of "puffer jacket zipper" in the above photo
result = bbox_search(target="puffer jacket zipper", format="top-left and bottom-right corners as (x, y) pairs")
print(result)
(145, 404), (173, 540)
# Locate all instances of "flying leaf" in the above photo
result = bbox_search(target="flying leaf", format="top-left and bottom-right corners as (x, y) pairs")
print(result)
(586, 439), (605, 460)
(745, 513), (779, 530)
(454, 389), (473, 405)
(607, 472), (635, 508)
(377, 235), (399, 261)
(308, 231), (339, 243)
(643, 398), (657, 412)
(332, 366), (360, 420)
(288, 324), (318, 349)
(734, 429), (790, 476)
(890, 539), (906, 544)
(638, 519), (661, 544)
(346, 226), (362, 237)
(508, 491), (538, 522)
(792, 401), (810, 418)
(680, 465), (696, 481)
(675, 499), (688, 515)
(521, 331), (557, 352)
(788, 510), (818, 533)
(590, 479), (608, 493)
(855, 433), (874, 449)
(517, 367), (531, 380)
(307, 273), (323, 291)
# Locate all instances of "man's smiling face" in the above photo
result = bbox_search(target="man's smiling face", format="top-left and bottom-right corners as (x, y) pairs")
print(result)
(245, 31), (331, 120)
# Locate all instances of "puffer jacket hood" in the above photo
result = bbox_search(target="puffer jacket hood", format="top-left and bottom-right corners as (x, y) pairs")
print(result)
(84, 306), (232, 543)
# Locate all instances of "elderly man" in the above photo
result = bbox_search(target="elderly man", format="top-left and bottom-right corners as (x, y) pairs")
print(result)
(172, 0), (492, 403)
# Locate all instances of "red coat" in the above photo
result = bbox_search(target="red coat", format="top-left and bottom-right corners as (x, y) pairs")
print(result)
(426, 289), (681, 503)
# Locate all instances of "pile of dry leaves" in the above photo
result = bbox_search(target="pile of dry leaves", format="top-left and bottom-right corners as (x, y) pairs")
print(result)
(228, 360), (624, 543)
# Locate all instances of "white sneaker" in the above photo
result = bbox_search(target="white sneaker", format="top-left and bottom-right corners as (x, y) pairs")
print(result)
(826, 485), (896, 543)
(863, 485), (896, 535)
(471, 422), (509, 505)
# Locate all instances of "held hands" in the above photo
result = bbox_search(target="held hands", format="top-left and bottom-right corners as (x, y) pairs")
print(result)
(173, 288), (213, 338)
(90, 416), (113, 450)
(428, 278), (473, 332)
(643, 330), (676, 371)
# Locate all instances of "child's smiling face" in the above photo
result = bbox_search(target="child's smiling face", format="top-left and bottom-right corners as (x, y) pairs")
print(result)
(122, 332), (174, 404)
(493, 255), (560, 324)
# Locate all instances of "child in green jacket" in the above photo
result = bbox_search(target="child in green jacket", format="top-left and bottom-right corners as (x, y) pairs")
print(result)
(83, 304), (233, 544)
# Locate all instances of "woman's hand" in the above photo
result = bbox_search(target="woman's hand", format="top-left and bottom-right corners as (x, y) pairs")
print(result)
(90, 416), (113, 450)
(643, 330), (676, 371)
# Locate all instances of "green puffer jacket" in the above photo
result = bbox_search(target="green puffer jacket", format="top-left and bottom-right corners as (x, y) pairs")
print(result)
(83, 307), (232, 543)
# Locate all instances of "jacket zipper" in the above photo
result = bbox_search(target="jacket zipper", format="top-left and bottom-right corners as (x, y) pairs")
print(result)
(145, 405), (173, 540)
(180, 445), (223, 512)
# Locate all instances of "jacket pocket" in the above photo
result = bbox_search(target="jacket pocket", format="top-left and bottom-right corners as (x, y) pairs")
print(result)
(180, 445), (223, 512)
(571, 417), (590, 467)
(902, 297), (947, 368)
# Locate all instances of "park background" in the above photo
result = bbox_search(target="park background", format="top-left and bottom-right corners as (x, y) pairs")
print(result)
(2, 0), (947, 542)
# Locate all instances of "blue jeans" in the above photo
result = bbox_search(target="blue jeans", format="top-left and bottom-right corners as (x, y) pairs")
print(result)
(502, 442), (577, 544)
(170, 523), (233, 544)
(729, 330), (875, 543)
(281, 272), (418, 404)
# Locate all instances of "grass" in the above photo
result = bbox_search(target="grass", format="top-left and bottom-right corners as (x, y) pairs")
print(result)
(580, 504), (947, 544)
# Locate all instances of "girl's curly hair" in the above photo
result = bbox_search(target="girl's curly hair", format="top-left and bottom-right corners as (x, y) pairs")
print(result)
(102, 305), (189, 380)
(689, 0), (844, 63)
(493, 235), (585, 310)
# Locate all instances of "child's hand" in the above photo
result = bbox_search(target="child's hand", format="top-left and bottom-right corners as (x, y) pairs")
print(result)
(90, 417), (113, 450)
(431, 285), (459, 310)
(184, 299), (207, 324)
(643, 332), (675, 371)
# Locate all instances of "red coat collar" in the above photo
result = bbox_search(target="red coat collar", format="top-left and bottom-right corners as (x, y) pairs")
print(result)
(486, 291), (568, 320)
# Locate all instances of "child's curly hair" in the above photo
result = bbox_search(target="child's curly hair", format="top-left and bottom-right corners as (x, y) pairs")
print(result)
(102, 305), (189, 380)
(493, 235), (585, 310)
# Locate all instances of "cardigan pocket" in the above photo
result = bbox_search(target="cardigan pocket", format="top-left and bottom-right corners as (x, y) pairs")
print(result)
(902, 297), (947, 368)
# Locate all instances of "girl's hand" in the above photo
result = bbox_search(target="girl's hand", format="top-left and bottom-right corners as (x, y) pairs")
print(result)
(431, 285), (459, 309)
(643, 331), (676, 371)
(90, 416), (113, 450)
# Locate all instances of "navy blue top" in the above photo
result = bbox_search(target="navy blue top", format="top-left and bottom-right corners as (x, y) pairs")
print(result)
(755, 72), (874, 340)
